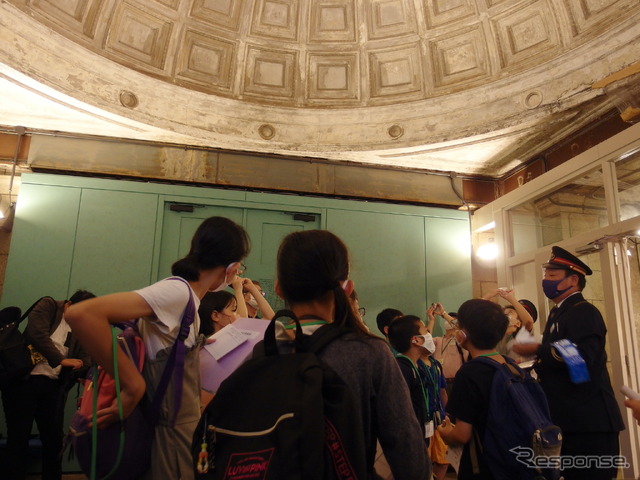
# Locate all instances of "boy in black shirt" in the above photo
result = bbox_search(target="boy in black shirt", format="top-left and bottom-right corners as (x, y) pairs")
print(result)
(436, 298), (509, 480)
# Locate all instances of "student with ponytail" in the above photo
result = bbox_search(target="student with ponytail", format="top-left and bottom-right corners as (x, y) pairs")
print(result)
(274, 229), (430, 479)
(66, 216), (250, 480)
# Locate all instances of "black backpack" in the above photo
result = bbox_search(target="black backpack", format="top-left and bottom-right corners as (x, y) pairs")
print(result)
(192, 310), (368, 480)
(0, 297), (51, 388)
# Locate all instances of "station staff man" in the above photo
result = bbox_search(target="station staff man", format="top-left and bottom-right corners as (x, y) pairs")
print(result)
(512, 246), (624, 480)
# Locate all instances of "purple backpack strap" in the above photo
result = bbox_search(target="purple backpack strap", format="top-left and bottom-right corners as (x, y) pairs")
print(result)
(149, 277), (196, 425)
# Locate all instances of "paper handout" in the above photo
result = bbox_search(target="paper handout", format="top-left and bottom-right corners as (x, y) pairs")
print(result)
(204, 324), (258, 360)
(199, 317), (269, 393)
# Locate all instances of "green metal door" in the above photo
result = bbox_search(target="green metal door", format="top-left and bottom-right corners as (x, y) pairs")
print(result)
(156, 203), (320, 308)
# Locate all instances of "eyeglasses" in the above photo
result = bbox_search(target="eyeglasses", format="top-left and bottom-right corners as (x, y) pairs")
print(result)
(358, 307), (366, 317)
(243, 289), (266, 296)
(237, 263), (247, 275)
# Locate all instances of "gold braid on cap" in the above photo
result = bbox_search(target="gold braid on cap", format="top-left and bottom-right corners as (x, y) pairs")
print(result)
(549, 256), (587, 276)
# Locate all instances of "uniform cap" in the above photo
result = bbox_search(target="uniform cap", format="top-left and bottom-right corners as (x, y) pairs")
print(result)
(543, 246), (592, 276)
(518, 299), (538, 323)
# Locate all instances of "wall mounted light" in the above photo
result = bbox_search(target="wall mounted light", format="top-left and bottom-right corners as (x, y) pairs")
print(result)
(0, 126), (25, 232)
(476, 239), (498, 260)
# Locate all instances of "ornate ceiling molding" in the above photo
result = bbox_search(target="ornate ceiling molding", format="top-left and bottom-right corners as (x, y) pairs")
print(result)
(0, 0), (638, 176)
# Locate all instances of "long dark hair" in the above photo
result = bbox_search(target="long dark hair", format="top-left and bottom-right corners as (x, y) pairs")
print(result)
(171, 216), (250, 281)
(198, 290), (237, 336)
(277, 229), (368, 334)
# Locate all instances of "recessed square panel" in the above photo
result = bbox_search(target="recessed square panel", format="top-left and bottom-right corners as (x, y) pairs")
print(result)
(309, 0), (357, 43)
(243, 46), (297, 98)
(190, 0), (244, 32)
(508, 14), (548, 52)
(321, 7), (347, 29)
(423, 0), (477, 28)
(430, 26), (490, 87)
(308, 53), (359, 102)
(366, 0), (418, 40)
(562, 0), (628, 36)
(176, 30), (236, 91)
(32, 0), (104, 38)
(492, 0), (561, 69)
(369, 44), (424, 99)
(106, 3), (173, 70)
(250, 0), (299, 40)
(255, 60), (286, 87)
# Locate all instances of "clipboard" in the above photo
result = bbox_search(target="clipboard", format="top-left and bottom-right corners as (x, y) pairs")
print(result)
(199, 317), (269, 393)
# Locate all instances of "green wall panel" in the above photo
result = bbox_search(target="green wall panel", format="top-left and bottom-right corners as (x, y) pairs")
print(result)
(2, 183), (81, 309)
(425, 216), (473, 336)
(326, 209), (428, 334)
(69, 189), (159, 295)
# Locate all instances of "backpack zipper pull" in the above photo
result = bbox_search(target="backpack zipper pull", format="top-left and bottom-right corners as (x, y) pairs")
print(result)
(196, 414), (210, 474)
(196, 442), (209, 474)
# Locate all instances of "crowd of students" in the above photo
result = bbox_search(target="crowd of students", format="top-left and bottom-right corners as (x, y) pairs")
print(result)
(2, 216), (639, 480)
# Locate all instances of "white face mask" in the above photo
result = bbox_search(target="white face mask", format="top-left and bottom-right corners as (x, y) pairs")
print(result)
(209, 263), (236, 292)
(247, 297), (259, 309)
(416, 333), (436, 355)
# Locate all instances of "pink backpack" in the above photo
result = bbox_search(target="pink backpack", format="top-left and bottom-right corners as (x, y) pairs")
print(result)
(68, 324), (153, 480)
(67, 277), (196, 479)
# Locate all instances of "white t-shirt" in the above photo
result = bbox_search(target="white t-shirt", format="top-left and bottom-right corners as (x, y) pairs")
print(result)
(135, 277), (201, 360)
(31, 317), (71, 379)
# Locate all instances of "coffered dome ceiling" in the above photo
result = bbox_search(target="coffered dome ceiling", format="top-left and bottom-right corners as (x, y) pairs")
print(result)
(0, 0), (639, 176)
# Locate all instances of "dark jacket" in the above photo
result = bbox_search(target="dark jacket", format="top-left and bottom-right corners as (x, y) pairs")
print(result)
(536, 293), (624, 433)
(395, 355), (429, 438)
(24, 296), (90, 378)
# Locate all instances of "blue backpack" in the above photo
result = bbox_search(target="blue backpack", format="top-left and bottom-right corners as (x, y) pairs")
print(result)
(471, 356), (562, 480)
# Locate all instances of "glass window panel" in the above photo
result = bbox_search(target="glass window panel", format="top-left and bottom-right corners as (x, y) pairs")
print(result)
(508, 167), (608, 256)
(616, 149), (640, 221)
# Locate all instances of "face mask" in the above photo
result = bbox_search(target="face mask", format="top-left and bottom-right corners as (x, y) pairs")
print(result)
(416, 333), (436, 355)
(456, 329), (467, 347)
(209, 263), (237, 292)
(247, 297), (259, 309)
(542, 278), (572, 299)
(210, 280), (228, 293)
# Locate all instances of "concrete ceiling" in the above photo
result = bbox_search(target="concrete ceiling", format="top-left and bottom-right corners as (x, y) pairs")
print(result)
(0, 0), (639, 178)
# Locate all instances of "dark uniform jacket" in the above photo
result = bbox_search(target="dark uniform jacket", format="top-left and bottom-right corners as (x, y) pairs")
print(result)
(536, 292), (624, 434)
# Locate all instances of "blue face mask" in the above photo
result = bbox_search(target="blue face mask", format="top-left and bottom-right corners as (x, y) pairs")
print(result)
(542, 278), (572, 299)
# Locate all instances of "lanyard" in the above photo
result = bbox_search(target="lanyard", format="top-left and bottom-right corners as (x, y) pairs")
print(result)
(283, 315), (329, 330)
(420, 360), (441, 412)
(441, 336), (464, 364)
(397, 354), (430, 413)
(477, 351), (500, 357)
